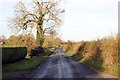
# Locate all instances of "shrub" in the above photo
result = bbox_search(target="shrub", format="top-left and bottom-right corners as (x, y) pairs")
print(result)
(2, 47), (27, 64)
(77, 35), (118, 75)
(62, 43), (69, 51)
(29, 46), (45, 58)
(67, 43), (81, 56)
(100, 36), (118, 66)
(81, 41), (97, 59)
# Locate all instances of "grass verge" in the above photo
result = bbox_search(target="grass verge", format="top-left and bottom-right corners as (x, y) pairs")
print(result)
(80, 58), (119, 76)
(2, 51), (52, 72)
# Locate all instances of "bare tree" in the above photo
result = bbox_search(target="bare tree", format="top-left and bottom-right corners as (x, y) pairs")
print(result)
(9, 0), (64, 46)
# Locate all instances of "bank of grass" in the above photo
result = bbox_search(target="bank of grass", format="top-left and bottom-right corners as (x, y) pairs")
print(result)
(63, 34), (119, 76)
(80, 58), (119, 76)
(2, 50), (52, 72)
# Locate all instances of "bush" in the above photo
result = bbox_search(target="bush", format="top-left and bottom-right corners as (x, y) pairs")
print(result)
(29, 46), (45, 57)
(67, 43), (81, 56)
(77, 35), (119, 75)
(62, 43), (69, 51)
(2, 47), (27, 64)
(100, 36), (118, 67)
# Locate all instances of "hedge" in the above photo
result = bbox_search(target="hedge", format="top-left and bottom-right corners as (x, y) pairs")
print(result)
(2, 47), (27, 64)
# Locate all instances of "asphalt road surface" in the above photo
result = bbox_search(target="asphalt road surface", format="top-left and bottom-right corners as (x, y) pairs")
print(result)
(3, 48), (118, 79)
(33, 48), (117, 78)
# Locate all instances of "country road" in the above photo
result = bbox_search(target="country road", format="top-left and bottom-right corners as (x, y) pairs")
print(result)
(3, 48), (118, 79)
(32, 48), (117, 78)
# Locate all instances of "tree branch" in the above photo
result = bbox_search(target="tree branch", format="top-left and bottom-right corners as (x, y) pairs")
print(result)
(43, 27), (51, 33)
(43, 1), (59, 16)
(24, 13), (38, 20)
(23, 20), (36, 30)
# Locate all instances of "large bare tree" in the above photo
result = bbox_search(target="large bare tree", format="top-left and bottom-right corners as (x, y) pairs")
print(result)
(9, 0), (64, 46)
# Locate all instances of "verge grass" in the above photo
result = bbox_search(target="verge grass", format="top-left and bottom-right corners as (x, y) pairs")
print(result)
(2, 51), (52, 72)
(80, 58), (119, 76)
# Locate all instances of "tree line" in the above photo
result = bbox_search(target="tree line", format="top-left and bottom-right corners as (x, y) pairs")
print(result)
(0, 34), (62, 51)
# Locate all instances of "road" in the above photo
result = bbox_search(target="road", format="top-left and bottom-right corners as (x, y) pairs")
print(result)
(32, 48), (117, 78)
(3, 48), (118, 79)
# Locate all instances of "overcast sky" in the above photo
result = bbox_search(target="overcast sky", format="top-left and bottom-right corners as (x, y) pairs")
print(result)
(0, 0), (119, 41)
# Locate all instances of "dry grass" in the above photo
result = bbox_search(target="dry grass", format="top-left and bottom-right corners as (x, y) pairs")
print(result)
(62, 34), (119, 75)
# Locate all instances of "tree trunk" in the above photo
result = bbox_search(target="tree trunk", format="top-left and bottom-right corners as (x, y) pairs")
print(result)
(36, 12), (44, 46)
(36, 25), (44, 46)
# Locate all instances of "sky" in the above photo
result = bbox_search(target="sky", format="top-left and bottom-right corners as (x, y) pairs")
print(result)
(0, 0), (119, 41)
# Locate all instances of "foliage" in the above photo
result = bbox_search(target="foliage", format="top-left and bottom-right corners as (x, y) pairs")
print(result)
(62, 43), (69, 51)
(81, 41), (101, 59)
(2, 47), (27, 64)
(98, 35), (118, 75)
(80, 35), (118, 75)
(62, 41), (81, 56)
(61, 40), (72, 52)
(42, 35), (62, 48)
(67, 43), (81, 56)
(71, 42), (85, 61)
(4, 34), (37, 51)
(63, 34), (118, 75)
(100, 36), (118, 66)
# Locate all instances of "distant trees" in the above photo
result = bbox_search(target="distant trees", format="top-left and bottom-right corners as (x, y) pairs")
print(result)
(9, 0), (64, 46)
(3, 33), (62, 51)
(61, 40), (72, 52)
(42, 35), (62, 48)
(6, 34), (37, 51)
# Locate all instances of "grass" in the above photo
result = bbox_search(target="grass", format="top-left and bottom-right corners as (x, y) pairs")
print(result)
(80, 58), (119, 76)
(81, 58), (105, 71)
(2, 51), (52, 72)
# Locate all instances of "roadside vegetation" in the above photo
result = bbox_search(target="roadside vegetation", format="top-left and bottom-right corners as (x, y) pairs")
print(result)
(2, 50), (52, 72)
(1, 0), (118, 77)
(1, 0), (63, 73)
(62, 34), (119, 76)
(1, 32), (119, 76)
(1, 33), (60, 72)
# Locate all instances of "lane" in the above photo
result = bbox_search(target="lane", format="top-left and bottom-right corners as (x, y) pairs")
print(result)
(33, 48), (70, 78)
(3, 48), (118, 78)
(33, 48), (117, 78)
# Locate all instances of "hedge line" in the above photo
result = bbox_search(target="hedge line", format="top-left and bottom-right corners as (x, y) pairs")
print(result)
(2, 47), (27, 64)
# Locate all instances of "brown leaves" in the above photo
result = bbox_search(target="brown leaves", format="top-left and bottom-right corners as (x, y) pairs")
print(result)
(6, 34), (37, 51)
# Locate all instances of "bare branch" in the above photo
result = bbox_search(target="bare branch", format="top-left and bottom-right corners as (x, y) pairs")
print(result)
(9, 0), (63, 46)
(24, 13), (38, 20)
(23, 20), (36, 30)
